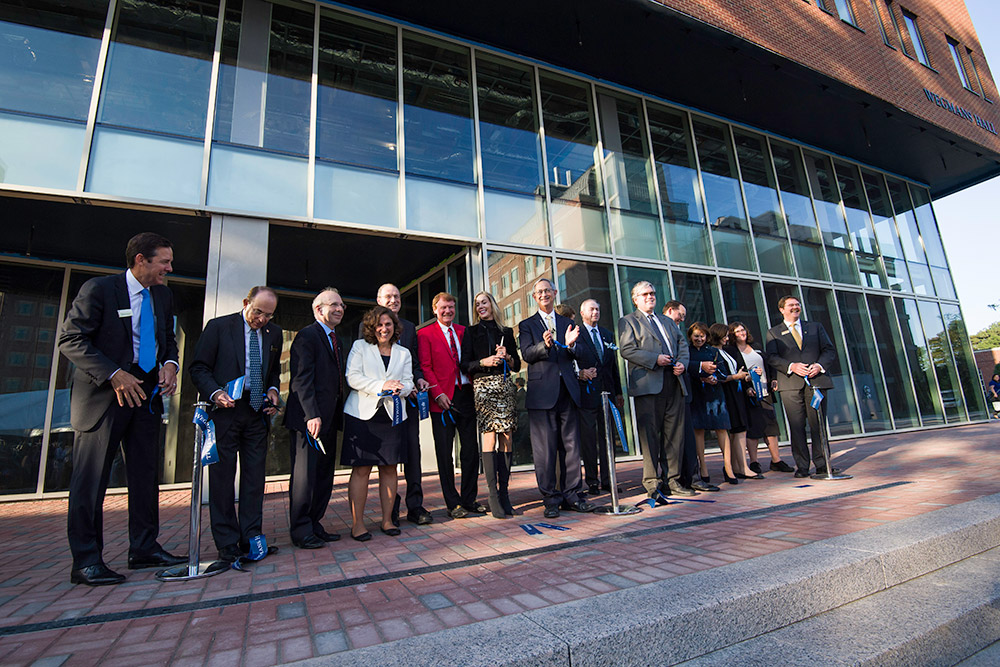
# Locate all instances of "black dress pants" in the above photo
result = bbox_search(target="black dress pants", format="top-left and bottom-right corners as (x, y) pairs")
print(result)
(288, 429), (337, 541)
(208, 399), (268, 550)
(400, 404), (424, 512)
(778, 388), (828, 473)
(528, 385), (583, 508)
(578, 405), (612, 489)
(430, 385), (479, 510)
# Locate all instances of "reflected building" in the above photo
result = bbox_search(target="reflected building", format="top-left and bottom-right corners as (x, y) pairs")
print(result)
(1, 0), (997, 498)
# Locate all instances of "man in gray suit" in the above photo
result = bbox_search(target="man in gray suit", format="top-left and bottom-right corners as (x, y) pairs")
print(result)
(618, 281), (694, 500)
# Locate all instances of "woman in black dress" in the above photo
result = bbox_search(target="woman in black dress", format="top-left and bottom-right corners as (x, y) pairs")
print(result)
(687, 322), (733, 484)
(708, 323), (758, 483)
(342, 306), (414, 541)
(461, 291), (521, 518)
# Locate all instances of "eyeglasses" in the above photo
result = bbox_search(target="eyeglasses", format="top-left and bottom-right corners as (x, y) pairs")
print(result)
(637, 291), (656, 298)
(534, 288), (554, 295)
(250, 308), (274, 320)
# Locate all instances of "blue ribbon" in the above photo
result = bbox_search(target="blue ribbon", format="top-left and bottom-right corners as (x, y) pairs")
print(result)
(147, 385), (160, 414)
(805, 377), (824, 410)
(225, 375), (245, 400)
(607, 400), (630, 455)
(750, 367), (764, 397)
(304, 430), (326, 454)
(416, 391), (430, 420)
(440, 408), (455, 426)
(192, 406), (218, 466)
(502, 356), (509, 380)
(377, 390), (403, 425)
(585, 380), (593, 394)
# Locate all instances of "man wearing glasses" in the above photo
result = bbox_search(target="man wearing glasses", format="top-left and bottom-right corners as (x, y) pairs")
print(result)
(190, 286), (282, 563)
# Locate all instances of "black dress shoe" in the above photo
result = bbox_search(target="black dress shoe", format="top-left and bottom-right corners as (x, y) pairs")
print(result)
(449, 506), (470, 519)
(71, 563), (125, 586)
(814, 467), (843, 475)
(465, 502), (488, 515)
(293, 534), (325, 549)
(667, 483), (697, 497)
(380, 526), (401, 536)
(218, 544), (242, 563)
(351, 531), (372, 542)
(588, 483), (602, 496)
(691, 480), (721, 492)
(315, 529), (341, 542)
(724, 474), (739, 484)
(128, 548), (187, 570)
(543, 506), (560, 518)
(769, 460), (795, 473)
(748, 461), (763, 474)
(794, 470), (810, 478)
(407, 508), (434, 525)
(565, 500), (596, 513)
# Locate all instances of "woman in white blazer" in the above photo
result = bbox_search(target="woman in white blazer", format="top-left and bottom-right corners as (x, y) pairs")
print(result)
(342, 306), (414, 541)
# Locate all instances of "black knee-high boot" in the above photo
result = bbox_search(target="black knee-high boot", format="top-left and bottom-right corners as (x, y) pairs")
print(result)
(497, 451), (514, 516)
(482, 451), (504, 518)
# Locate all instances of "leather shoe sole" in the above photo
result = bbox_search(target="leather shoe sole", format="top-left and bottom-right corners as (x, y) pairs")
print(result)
(71, 564), (125, 586)
(293, 535), (325, 549)
(128, 549), (186, 570)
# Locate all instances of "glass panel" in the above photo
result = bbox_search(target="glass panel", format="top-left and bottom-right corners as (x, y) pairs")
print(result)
(834, 160), (885, 289)
(647, 104), (711, 265)
(87, 127), (203, 204)
(314, 10), (398, 226)
(886, 176), (935, 295)
(405, 177), (477, 237)
(909, 186), (956, 299)
(916, 300), (965, 423)
(733, 130), (793, 276)
(476, 54), (546, 245)
(836, 291), (892, 432)
(617, 266), (671, 320)
(0, 264), (65, 494)
(762, 281), (800, 328)
(770, 141), (829, 281)
(489, 250), (552, 466)
(940, 304), (989, 420)
(539, 72), (608, 253)
(865, 294), (920, 429)
(671, 271), (722, 327)
(597, 91), (663, 260)
(0, 113), (86, 190)
(894, 297), (944, 425)
(719, 277), (767, 348)
(804, 151), (859, 284)
(861, 169), (911, 292)
(692, 118), (754, 271)
(209, 0), (313, 215)
(801, 287), (861, 436)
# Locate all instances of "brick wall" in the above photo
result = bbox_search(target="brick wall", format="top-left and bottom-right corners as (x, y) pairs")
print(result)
(975, 348), (1000, 388)
(654, 0), (1000, 154)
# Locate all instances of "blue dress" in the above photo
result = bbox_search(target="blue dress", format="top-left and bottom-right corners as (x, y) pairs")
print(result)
(688, 344), (731, 430)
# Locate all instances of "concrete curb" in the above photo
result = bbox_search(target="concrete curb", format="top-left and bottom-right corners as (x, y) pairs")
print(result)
(289, 492), (1000, 667)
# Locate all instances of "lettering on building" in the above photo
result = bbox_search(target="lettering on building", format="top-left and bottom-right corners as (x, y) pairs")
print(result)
(923, 88), (998, 135)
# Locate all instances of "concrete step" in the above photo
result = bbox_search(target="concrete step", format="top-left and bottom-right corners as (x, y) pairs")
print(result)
(290, 492), (1000, 667)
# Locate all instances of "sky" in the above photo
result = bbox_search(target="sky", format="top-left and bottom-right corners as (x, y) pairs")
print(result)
(931, 0), (1000, 334)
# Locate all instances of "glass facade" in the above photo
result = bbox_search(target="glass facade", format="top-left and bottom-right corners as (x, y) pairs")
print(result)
(0, 0), (986, 496)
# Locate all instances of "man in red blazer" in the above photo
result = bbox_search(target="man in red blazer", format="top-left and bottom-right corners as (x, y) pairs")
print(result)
(418, 292), (486, 519)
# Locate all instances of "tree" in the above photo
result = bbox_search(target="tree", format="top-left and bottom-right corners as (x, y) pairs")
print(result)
(970, 321), (1000, 351)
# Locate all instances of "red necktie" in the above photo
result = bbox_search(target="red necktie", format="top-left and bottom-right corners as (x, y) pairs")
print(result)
(448, 327), (461, 385)
(329, 331), (343, 397)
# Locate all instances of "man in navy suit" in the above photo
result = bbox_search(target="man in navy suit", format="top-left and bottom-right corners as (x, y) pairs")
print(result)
(59, 232), (187, 585)
(518, 278), (595, 518)
(284, 288), (346, 549)
(765, 295), (837, 477)
(575, 299), (622, 496)
(189, 286), (282, 562)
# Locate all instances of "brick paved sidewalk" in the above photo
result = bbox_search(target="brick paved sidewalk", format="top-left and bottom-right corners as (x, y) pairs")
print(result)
(0, 422), (997, 666)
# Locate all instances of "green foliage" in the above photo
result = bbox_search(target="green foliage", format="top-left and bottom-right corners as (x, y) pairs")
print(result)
(970, 321), (1000, 351)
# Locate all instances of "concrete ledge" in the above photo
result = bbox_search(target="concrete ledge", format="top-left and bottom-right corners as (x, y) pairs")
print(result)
(290, 492), (1000, 667)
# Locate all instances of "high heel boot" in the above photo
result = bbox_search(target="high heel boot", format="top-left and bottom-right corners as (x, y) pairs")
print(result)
(482, 451), (504, 518)
(497, 451), (514, 517)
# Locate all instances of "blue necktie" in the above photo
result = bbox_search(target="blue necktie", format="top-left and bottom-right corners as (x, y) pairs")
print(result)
(248, 330), (264, 411)
(138, 288), (155, 373)
(592, 328), (603, 362)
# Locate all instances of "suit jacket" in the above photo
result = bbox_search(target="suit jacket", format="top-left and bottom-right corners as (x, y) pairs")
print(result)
(344, 340), (414, 421)
(284, 321), (345, 437)
(574, 324), (622, 410)
(764, 319), (836, 391)
(59, 272), (178, 431)
(418, 322), (466, 413)
(189, 312), (282, 436)
(518, 312), (581, 410)
(618, 310), (689, 397)
(361, 317), (423, 384)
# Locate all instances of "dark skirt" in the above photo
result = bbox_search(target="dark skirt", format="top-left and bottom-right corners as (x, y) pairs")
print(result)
(340, 410), (405, 467)
(691, 381), (731, 431)
(722, 379), (749, 434)
(746, 394), (780, 439)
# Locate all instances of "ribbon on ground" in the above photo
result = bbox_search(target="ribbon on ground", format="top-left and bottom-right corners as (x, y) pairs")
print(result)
(607, 399), (630, 455)
(192, 406), (218, 465)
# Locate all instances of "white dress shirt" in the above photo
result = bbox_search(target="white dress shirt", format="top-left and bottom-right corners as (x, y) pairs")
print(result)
(112, 269), (177, 379)
(437, 321), (470, 385)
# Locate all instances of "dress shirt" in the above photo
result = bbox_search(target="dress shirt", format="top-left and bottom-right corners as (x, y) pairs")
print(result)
(112, 269), (177, 379)
(244, 318), (279, 394)
(536, 309), (575, 349)
(317, 320), (336, 352)
(437, 321), (470, 385)
(782, 319), (824, 375)
(645, 311), (673, 357)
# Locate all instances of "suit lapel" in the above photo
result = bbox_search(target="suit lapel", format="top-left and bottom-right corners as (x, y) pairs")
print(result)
(233, 313), (247, 375)
(115, 273), (132, 344)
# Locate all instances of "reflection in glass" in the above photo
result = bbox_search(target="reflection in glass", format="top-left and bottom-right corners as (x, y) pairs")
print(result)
(916, 300), (965, 423)
(618, 265), (671, 319)
(539, 72), (608, 253)
(693, 118), (754, 271)
(477, 54), (547, 245)
(0, 264), (65, 494)
(804, 151), (859, 284)
(405, 177), (478, 237)
(862, 170), (911, 292)
(489, 251), (552, 466)
(894, 297), (944, 425)
(834, 160), (885, 288)
(762, 281), (800, 328)
(733, 130), (793, 275)
(314, 10), (398, 226)
(801, 287), (860, 436)
(672, 271), (722, 327)
(909, 186), (956, 299)
(836, 291), (891, 432)
(770, 141), (828, 281)
(720, 277), (766, 346)
(886, 177), (935, 295)
(0, 113), (86, 190)
(939, 304), (989, 420)
(647, 105), (711, 265)
(208, 144), (308, 217)
(866, 295), (920, 429)
(88, 127), (204, 204)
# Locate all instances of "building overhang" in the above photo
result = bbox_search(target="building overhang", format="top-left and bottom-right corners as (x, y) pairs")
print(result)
(336, 0), (1000, 198)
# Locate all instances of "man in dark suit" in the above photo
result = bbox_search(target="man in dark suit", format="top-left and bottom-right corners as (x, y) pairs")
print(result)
(765, 295), (837, 477)
(59, 232), (186, 585)
(618, 281), (694, 500)
(189, 286), (282, 562)
(664, 301), (719, 493)
(284, 288), (346, 549)
(575, 299), (622, 496)
(418, 292), (486, 519)
(518, 278), (595, 518)
(374, 283), (433, 526)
